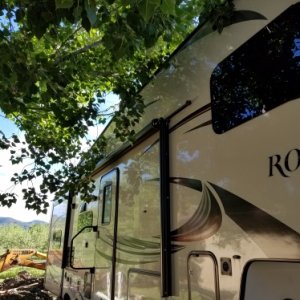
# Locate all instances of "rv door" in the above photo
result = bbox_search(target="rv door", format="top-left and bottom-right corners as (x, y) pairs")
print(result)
(45, 196), (70, 297)
(93, 168), (119, 300)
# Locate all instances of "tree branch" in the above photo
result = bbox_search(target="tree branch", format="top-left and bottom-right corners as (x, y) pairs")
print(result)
(54, 38), (103, 64)
(55, 25), (83, 56)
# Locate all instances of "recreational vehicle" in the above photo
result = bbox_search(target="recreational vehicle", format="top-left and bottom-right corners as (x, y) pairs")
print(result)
(45, 0), (300, 298)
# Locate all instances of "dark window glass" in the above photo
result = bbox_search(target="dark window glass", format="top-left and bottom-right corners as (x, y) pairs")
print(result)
(211, 3), (300, 134)
(102, 184), (112, 224)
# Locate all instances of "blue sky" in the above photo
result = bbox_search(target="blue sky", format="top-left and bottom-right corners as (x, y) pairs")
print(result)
(0, 115), (18, 136)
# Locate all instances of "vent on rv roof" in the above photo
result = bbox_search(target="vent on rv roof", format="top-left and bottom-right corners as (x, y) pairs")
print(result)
(211, 3), (300, 134)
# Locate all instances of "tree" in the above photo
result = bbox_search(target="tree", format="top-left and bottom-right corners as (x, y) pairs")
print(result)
(0, 0), (234, 213)
(0, 223), (49, 252)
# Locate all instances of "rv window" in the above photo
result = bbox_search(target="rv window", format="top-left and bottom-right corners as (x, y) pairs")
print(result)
(52, 230), (62, 249)
(102, 184), (112, 225)
(211, 3), (300, 134)
(77, 210), (93, 232)
(242, 260), (300, 300)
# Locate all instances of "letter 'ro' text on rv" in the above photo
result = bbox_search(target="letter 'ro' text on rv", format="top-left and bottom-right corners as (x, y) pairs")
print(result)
(269, 148), (300, 177)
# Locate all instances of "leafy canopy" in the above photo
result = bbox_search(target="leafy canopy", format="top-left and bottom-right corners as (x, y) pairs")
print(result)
(0, 0), (233, 213)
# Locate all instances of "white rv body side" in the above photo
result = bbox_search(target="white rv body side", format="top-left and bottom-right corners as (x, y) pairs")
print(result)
(46, 0), (300, 299)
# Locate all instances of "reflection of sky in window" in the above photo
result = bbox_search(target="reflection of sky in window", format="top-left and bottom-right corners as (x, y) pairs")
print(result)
(54, 202), (67, 219)
(292, 37), (300, 57)
(142, 173), (153, 181)
(177, 150), (200, 162)
(240, 108), (260, 120)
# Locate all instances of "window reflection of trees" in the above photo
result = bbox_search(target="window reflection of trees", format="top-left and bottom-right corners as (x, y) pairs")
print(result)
(52, 230), (62, 249)
(122, 145), (159, 210)
(211, 3), (300, 133)
(77, 210), (93, 232)
(118, 142), (160, 240)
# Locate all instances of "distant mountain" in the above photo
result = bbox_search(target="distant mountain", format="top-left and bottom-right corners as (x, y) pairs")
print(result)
(0, 217), (47, 228)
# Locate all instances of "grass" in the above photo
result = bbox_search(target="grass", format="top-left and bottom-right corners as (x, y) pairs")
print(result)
(0, 266), (45, 281)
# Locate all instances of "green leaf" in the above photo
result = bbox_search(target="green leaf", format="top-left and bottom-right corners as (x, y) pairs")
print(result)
(0, 0), (206, 214)
(138, 0), (160, 22)
(84, 0), (97, 26)
(161, 0), (176, 16)
(55, 0), (74, 9)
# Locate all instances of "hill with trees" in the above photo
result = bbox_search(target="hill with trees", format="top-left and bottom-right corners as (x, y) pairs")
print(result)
(0, 217), (47, 228)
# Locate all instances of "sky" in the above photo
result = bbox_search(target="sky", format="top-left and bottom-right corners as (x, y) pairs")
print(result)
(0, 94), (119, 223)
(0, 116), (46, 222)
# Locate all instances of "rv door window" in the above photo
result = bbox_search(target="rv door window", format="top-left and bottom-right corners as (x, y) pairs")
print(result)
(77, 210), (93, 232)
(102, 184), (112, 225)
(211, 3), (300, 134)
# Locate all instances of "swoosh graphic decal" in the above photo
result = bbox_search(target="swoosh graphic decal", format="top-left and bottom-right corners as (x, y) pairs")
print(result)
(210, 183), (300, 256)
(145, 99), (160, 108)
(116, 236), (183, 257)
(171, 182), (222, 242)
(97, 235), (160, 264)
(229, 10), (267, 24)
(142, 104), (211, 156)
(141, 139), (159, 156)
(96, 248), (158, 265)
(148, 177), (222, 242)
(117, 237), (160, 256)
(170, 177), (203, 192)
(141, 104), (211, 156)
(118, 236), (160, 250)
(170, 104), (211, 133)
(185, 120), (212, 133)
(116, 257), (158, 265)
(98, 232), (182, 265)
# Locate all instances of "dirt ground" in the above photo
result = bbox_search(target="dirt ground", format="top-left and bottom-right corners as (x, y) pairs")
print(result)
(0, 271), (55, 300)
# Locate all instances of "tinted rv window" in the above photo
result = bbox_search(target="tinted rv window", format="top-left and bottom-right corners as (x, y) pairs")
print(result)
(102, 184), (112, 224)
(211, 3), (300, 134)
